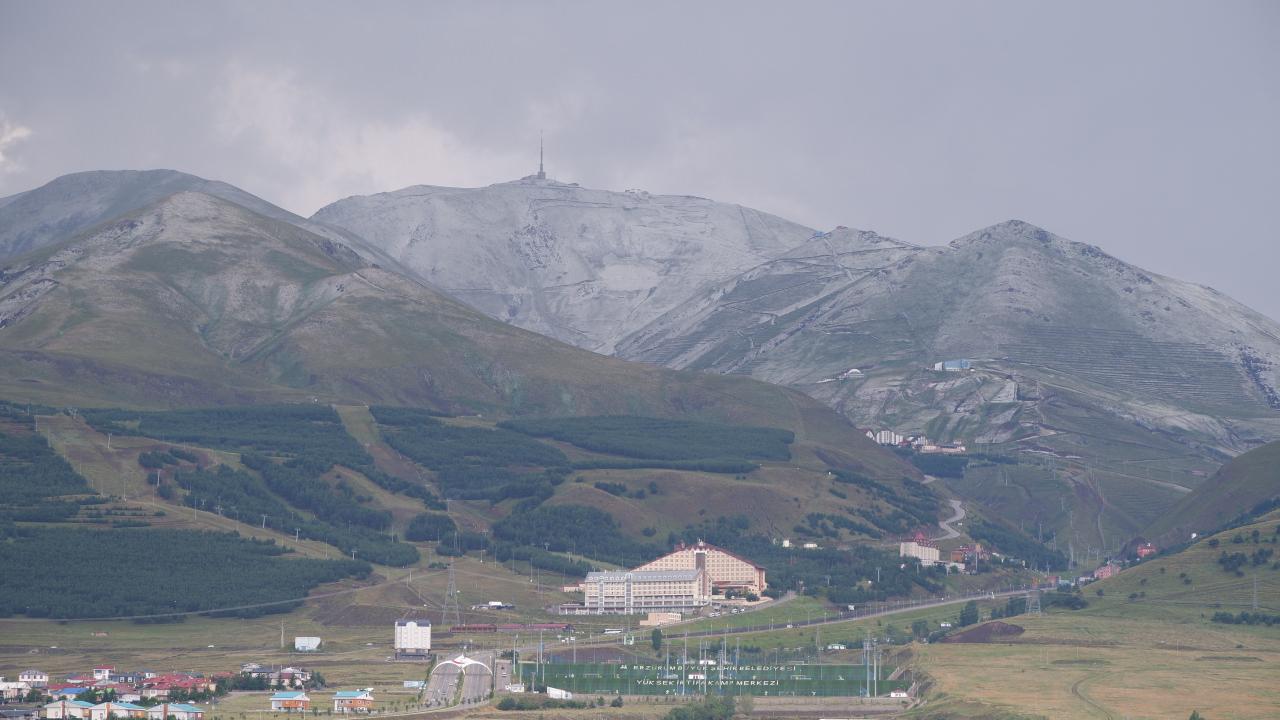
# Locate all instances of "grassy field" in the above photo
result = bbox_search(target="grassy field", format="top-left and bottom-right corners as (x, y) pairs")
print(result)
(902, 510), (1280, 718)
(912, 613), (1280, 719)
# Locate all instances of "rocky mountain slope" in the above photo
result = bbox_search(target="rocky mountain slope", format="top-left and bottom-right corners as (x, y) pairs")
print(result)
(617, 220), (1280, 549)
(619, 220), (1280, 450)
(0, 178), (908, 481)
(312, 176), (814, 353)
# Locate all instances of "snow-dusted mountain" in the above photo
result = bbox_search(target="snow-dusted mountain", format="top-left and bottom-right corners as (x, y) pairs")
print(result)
(620, 220), (1280, 446)
(312, 176), (815, 353)
(0, 169), (402, 270)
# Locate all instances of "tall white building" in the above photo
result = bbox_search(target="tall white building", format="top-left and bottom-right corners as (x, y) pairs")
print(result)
(393, 618), (431, 659)
(582, 569), (710, 614)
(899, 541), (940, 566)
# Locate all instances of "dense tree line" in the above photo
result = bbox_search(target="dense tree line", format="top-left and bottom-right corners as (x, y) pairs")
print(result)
(138, 448), (199, 469)
(0, 527), (369, 619)
(570, 458), (758, 474)
(0, 430), (94, 503)
(84, 405), (441, 510)
(499, 416), (793, 462)
(0, 427), (97, 522)
(372, 412), (570, 503)
(405, 512), (457, 542)
(831, 470), (941, 535)
(240, 453), (391, 531)
(492, 504), (664, 568)
(967, 518), (1068, 571)
(1211, 610), (1279, 626)
(489, 541), (597, 577)
(175, 464), (417, 566)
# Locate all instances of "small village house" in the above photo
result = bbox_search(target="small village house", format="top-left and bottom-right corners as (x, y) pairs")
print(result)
(20, 671), (49, 688)
(332, 691), (373, 714)
(269, 692), (309, 712)
(42, 701), (94, 719)
(88, 702), (148, 720)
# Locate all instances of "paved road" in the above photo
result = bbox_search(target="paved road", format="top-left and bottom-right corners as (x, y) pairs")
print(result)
(423, 662), (459, 708)
(934, 499), (966, 541)
(425, 652), (493, 708)
(460, 651), (494, 704)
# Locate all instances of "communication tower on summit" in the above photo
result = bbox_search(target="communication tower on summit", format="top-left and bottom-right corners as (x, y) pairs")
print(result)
(536, 132), (546, 180)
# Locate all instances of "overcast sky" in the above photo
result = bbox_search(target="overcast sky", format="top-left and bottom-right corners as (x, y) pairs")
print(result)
(1, 1), (1277, 317)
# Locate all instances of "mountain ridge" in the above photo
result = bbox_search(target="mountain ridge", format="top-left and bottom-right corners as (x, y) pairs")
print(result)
(311, 175), (817, 353)
(0, 182), (911, 483)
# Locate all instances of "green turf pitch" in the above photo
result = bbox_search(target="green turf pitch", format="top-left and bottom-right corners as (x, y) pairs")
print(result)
(518, 661), (907, 697)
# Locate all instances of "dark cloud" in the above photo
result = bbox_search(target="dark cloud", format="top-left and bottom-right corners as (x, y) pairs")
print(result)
(1, 0), (1277, 317)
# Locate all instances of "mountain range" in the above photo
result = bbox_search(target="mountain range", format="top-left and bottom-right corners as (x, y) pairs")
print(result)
(0, 171), (905, 481)
(315, 175), (1280, 551)
(4, 168), (1279, 552)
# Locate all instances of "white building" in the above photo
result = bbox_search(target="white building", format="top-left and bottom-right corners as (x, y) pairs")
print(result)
(899, 541), (941, 566)
(866, 429), (904, 446)
(0, 679), (31, 700)
(582, 569), (710, 614)
(633, 540), (766, 595)
(393, 618), (432, 659)
(20, 670), (49, 688)
(293, 637), (321, 652)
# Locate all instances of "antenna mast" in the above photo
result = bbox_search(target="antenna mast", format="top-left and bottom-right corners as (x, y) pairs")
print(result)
(536, 132), (546, 180)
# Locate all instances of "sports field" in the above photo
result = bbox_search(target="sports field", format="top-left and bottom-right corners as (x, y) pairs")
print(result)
(518, 660), (906, 697)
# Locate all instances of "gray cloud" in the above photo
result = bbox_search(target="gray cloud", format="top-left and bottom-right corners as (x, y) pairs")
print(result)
(1, 0), (1277, 317)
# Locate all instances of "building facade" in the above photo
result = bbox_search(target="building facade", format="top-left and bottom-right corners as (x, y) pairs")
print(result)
(633, 541), (766, 595)
(582, 569), (710, 614)
(393, 619), (431, 659)
(899, 541), (940, 565)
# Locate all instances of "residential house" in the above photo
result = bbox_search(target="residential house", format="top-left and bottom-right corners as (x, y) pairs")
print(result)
(90, 670), (112, 684)
(143, 705), (203, 720)
(0, 679), (31, 701)
(46, 689), (87, 701)
(88, 702), (147, 720)
(42, 701), (94, 719)
(332, 691), (373, 714)
(20, 671), (49, 688)
(269, 692), (309, 712)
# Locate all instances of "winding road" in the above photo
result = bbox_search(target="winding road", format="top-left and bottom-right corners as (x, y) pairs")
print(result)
(934, 499), (966, 541)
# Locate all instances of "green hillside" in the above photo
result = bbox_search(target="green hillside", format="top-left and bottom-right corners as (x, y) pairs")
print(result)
(1144, 441), (1280, 546)
(1087, 508), (1280, 625)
